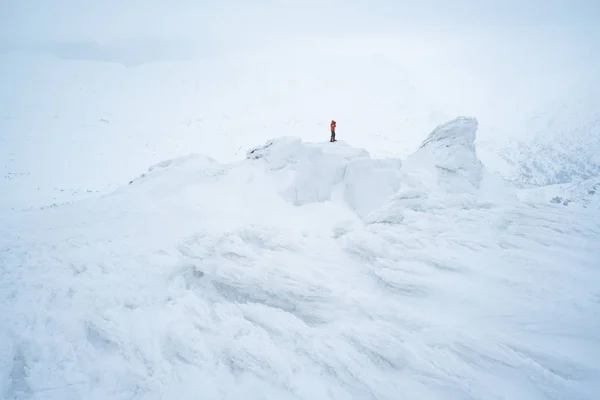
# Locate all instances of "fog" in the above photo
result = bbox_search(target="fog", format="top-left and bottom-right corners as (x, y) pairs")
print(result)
(2, 0), (597, 118)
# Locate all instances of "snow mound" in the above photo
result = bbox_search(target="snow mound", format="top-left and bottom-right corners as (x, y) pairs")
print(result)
(366, 117), (513, 224)
(413, 116), (483, 194)
(127, 153), (224, 185)
(247, 137), (403, 217)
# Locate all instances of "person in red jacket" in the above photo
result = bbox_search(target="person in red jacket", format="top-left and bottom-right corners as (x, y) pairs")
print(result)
(330, 120), (337, 142)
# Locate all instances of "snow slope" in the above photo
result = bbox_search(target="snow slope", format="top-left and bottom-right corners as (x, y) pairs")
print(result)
(485, 77), (600, 187)
(2, 117), (599, 400)
(518, 176), (600, 209)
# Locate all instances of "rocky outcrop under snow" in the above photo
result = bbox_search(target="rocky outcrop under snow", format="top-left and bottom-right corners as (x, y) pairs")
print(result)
(365, 117), (515, 224)
(246, 137), (403, 217)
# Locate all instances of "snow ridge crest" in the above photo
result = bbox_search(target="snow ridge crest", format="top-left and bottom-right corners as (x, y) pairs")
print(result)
(419, 116), (478, 150)
(409, 116), (483, 191)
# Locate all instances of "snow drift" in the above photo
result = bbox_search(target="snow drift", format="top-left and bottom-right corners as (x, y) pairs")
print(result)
(365, 117), (515, 224)
(1, 117), (599, 400)
(246, 137), (402, 217)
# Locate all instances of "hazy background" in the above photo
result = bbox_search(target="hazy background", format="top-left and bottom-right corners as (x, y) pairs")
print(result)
(1, 0), (599, 208)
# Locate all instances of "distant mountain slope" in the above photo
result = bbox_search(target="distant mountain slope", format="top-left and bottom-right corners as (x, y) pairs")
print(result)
(491, 80), (600, 187)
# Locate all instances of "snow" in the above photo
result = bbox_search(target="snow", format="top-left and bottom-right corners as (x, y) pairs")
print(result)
(1, 34), (595, 211)
(246, 137), (402, 216)
(484, 77), (600, 187)
(401, 116), (484, 200)
(2, 4), (600, 397)
(365, 117), (517, 224)
(2, 117), (599, 400)
(518, 176), (600, 209)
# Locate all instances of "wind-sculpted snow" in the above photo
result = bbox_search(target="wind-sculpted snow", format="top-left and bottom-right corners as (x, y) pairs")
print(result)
(365, 117), (516, 224)
(519, 176), (600, 209)
(247, 137), (403, 217)
(411, 116), (483, 195)
(1, 118), (599, 400)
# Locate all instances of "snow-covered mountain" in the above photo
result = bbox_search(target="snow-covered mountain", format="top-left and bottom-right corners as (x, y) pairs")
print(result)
(487, 79), (600, 188)
(2, 3), (600, 398)
(2, 117), (598, 400)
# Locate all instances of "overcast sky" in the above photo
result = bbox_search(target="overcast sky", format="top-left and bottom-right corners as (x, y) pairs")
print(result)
(2, 1), (598, 43)
(1, 0), (598, 140)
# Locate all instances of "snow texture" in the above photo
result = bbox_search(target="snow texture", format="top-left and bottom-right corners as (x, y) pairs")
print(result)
(246, 137), (402, 216)
(1, 117), (599, 400)
(519, 176), (600, 209)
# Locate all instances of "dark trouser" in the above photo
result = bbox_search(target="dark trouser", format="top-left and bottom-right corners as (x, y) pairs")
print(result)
(330, 131), (336, 142)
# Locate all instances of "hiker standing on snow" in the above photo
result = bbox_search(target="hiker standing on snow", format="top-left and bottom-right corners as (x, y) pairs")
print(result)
(330, 120), (337, 142)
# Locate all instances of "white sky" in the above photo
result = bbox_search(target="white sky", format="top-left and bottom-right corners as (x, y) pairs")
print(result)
(1, 0), (598, 140)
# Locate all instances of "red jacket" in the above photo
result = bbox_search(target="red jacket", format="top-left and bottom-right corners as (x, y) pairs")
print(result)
(330, 120), (336, 131)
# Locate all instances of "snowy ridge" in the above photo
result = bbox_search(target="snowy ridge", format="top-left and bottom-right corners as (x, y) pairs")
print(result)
(246, 137), (403, 217)
(0, 46), (443, 212)
(1, 117), (600, 400)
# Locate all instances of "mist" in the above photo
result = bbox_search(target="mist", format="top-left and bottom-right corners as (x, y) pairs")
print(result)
(2, 0), (597, 110)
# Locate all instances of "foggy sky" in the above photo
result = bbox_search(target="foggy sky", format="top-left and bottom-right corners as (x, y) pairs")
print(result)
(1, 0), (598, 140)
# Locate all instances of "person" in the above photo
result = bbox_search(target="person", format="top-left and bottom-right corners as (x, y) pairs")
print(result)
(330, 120), (337, 142)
